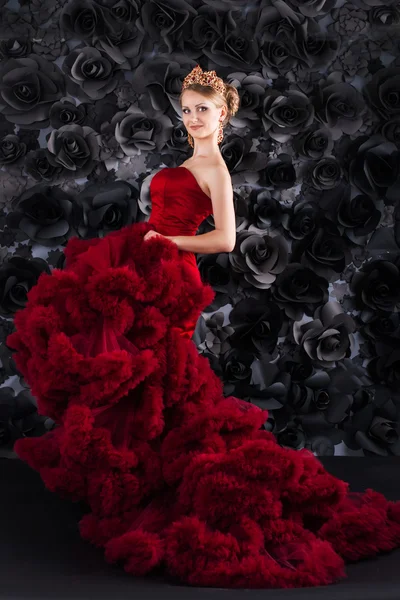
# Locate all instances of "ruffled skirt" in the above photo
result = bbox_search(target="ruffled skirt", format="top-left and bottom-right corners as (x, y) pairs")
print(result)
(7, 222), (400, 589)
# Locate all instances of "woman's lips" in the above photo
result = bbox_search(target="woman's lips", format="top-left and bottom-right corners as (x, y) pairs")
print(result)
(190, 125), (203, 129)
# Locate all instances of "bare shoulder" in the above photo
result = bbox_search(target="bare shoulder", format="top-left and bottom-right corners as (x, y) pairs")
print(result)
(206, 163), (232, 190)
(181, 158), (231, 197)
(208, 161), (229, 177)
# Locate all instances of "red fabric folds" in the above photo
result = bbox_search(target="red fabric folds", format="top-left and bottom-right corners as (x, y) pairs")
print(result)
(7, 220), (400, 589)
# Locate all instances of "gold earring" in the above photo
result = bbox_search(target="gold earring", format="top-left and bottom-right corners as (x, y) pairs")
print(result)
(217, 121), (224, 145)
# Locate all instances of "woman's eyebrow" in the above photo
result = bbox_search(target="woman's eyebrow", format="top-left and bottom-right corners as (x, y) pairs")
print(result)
(182, 103), (206, 108)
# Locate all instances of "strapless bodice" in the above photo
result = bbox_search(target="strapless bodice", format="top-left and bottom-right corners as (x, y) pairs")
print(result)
(148, 166), (213, 237)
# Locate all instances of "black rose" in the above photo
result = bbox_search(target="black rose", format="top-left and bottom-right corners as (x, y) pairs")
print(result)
(256, 4), (339, 72)
(307, 437), (336, 456)
(46, 123), (100, 178)
(380, 117), (400, 146)
(229, 298), (283, 356)
(260, 36), (298, 80)
(73, 180), (140, 238)
(364, 67), (400, 120)
(62, 47), (125, 101)
(368, 339), (400, 391)
(308, 360), (370, 424)
(220, 135), (266, 174)
(313, 72), (365, 140)
(197, 253), (233, 294)
(0, 134), (26, 166)
(247, 359), (291, 411)
(194, 312), (234, 357)
(361, 313), (400, 343)
(0, 334), (20, 382)
(313, 390), (331, 411)
(167, 122), (192, 155)
(369, 5), (400, 25)
(348, 135), (400, 203)
(336, 194), (383, 243)
(6, 184), (74, 246)
(257, 3), (299, 79)
(86, 0), (144, 64)
(262, 89), (314, 143)
(104, 0), (140, 23)
(229, 230), (288, 289)
(294, 125), (333, 159)
(368, 415), (399, 446)
(341, 385), (398, 455)
(282, 200), (321, 241)
(0, 38), (32, 59)
(277, 424), (306, 450)
(60, 0), (110, 39)
(203, 11), (259, 70)
(24, 148), (64, 183)
(0, 318), (15, 346)
(99, 30), (145, 68)
(310, 156), (342, 190)
(226, 73), (265, 127)
(49, 99), (87, 129)
(60, 0), (145, 68)
(350, 258), (400, 313)
(273, 263), (329, 320)
(278, 354), (314, 383)
(0, 256), (51, 316)
(256, 1), (302, 45)
(249, 189), (283, 231)
(140, 0), (198, 54)
(221, 348), (254, 396)
(264, 154), (296, 189)
(291, 221), (348, 279)
(293, 301), (356, 368)
(112, 105), (173, 157)
(292, 22), (340, 70)
(277, 353), (319, 415)
(287, 0), (337, 17)
(196, 253), (235, 312)
(0, 387), (54, 451)
(0, 55), (65, 128)
(182, 10), (220, 53)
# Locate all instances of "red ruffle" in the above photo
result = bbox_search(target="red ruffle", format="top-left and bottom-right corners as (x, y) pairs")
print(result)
(8, 223), (400, 588)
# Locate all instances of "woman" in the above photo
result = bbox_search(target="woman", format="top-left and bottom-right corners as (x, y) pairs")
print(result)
(7, 65), (400, 589)
(145, 64), (237, 257)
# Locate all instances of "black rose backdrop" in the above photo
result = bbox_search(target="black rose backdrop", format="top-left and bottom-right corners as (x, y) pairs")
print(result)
(1, 0), (400, 458)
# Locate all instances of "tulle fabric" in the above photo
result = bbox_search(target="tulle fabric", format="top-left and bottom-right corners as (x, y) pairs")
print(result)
(6, 182), (400, 588)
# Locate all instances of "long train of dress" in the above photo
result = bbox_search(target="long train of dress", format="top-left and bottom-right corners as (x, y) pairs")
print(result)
(7, 222), (400, 589)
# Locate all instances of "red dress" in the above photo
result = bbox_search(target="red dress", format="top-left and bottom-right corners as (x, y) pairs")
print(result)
(7, 167), (400, 589)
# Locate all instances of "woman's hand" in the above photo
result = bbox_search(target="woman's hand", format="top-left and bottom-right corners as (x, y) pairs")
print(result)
(144, 230), (164, 242)
(143, 230), (178, 246)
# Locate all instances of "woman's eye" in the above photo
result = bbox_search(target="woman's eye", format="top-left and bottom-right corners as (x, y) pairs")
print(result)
(183, 107), (207, 113)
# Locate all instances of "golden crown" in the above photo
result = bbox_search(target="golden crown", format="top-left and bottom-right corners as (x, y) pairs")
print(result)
(182, 64), (226, 96)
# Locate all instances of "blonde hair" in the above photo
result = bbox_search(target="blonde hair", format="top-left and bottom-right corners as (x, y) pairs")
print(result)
(179, 81), (240, 129)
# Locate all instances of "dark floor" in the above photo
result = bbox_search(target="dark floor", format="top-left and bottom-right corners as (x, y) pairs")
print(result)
(1, 456), (400, 600)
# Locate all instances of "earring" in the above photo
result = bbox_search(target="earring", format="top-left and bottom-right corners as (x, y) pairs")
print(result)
(187, 121), (224, 148)
(217, 121), (224, 145)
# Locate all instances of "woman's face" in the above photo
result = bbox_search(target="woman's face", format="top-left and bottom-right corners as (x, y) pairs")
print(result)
(181, 90), (225, 141)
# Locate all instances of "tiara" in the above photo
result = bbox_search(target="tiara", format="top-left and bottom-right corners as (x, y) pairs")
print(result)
(181, 64), (226, 96)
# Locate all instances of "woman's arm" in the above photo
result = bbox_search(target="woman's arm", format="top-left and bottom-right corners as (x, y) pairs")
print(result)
(167, 229), (231, 254)
(168, 166), (236, 254)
